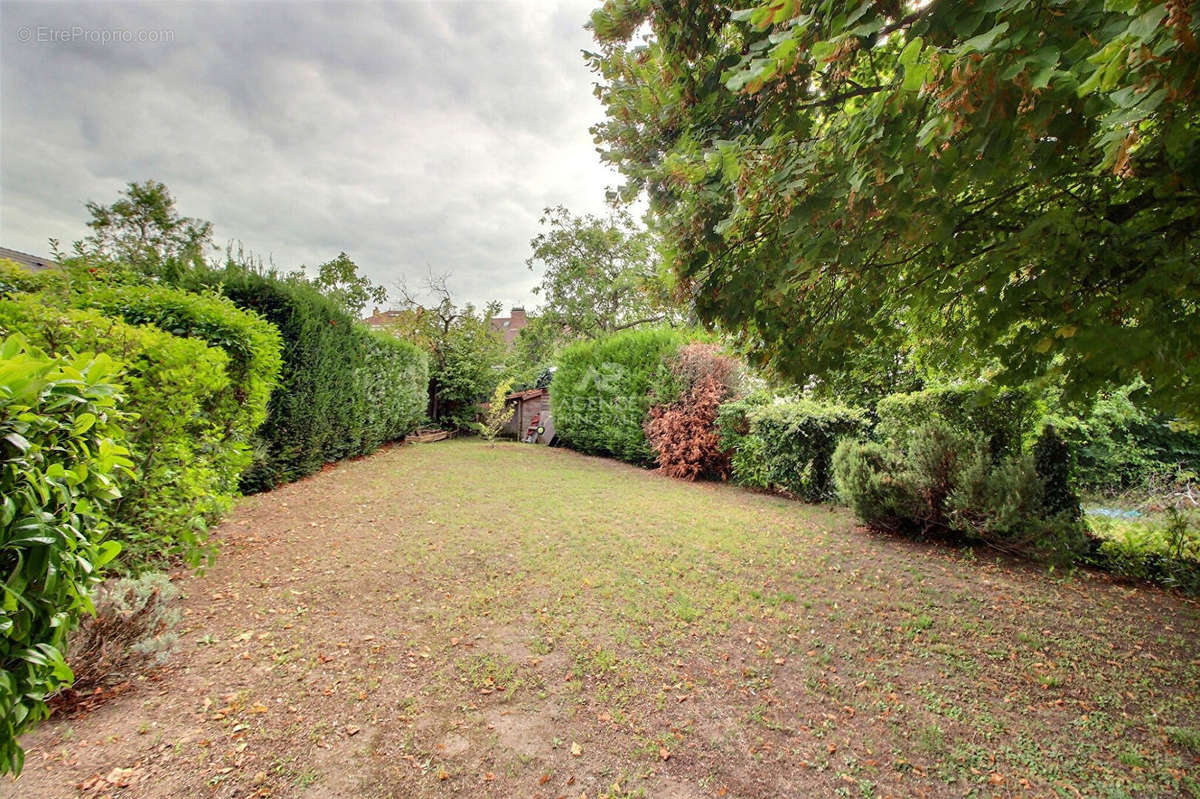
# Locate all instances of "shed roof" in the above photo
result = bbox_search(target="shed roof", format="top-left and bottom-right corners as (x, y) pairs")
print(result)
(506, 387), (548, 402)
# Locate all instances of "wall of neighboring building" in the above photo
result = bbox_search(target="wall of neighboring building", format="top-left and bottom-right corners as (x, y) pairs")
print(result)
(490, 307), (529, 345)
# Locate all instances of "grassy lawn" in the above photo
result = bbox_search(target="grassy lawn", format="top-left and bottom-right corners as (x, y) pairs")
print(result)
(7, 439), (1199, 798)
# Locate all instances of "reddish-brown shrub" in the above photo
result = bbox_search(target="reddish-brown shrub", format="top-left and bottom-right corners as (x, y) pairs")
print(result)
(645, 344), (741, 480)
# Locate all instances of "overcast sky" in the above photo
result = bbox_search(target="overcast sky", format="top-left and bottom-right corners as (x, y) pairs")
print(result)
(0, 0), (622, 310)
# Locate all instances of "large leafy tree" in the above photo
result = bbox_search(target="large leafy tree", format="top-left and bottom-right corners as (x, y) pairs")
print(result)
(588, 1), (1200, 414)
(526, 205), (681, 338)
(83, 180), (214, 277)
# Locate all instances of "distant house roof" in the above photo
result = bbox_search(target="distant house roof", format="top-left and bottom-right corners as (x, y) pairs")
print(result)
(0, 246), (58, 272)
(362, 307), (414, 327)
(490, 307), (529, 345)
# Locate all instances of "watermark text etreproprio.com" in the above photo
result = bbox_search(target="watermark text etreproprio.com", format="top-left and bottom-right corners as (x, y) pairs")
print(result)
(15, 25), (175, 45)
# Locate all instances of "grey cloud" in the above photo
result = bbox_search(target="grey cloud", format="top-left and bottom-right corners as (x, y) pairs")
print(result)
(0, 0), (618, 309)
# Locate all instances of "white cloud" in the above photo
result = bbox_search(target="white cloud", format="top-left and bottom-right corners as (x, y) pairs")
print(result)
(0, 0), (620, 310)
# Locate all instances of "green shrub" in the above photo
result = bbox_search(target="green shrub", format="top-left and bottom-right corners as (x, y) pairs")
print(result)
(1050, 382), (1200, 494)
(831, 439), (914, 529)
(359, 330), (428, 452)
(876, 384), (1034, 459)
(84, 282), (282, 457)
(185, 267), (426, 489)
(715, 393), (772, 489)
(0, 335), (131, 774)
(834, 420), (1088, 563)
(948, 444), (1088, 564)
(748, 400), (867, 501)
(1033, 425), (1080, 520)
(0, 295), (239, 568)
(187, 267), (363, 489)
(0, 259), (56, 296)
(552, 327), (690, 465)
(719, 397), (866, 500)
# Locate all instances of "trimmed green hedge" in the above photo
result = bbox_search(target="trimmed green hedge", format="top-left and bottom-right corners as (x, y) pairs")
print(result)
(360, 330), (428, 452)
(0, 335), (131, 774)
(718, 397), (866, 501)
(187, 267), (427, 490)
(551, 327), (689, 465)
(84, 283), (282, 462)
(0, 295), (240, 568)
(876, 385), (1034, 460)
(715, 394), (772, 488)
(215, 268), (362, 487)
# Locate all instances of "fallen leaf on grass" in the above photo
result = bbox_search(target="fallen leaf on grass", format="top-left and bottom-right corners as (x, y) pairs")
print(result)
(659, 747), (670, 761)
(570, 742), (582, 756)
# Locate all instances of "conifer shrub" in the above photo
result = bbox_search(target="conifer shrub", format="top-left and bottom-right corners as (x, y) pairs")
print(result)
(644, 343), (742, 480)
(188, 267), (426, 489)
(359, 330), (428, 453)
(833, 420), (1088, 563)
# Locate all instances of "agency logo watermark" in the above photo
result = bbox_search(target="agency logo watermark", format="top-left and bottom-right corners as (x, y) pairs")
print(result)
(15, 25), (175, 45)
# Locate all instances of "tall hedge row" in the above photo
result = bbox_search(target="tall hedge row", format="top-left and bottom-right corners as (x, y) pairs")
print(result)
(186, 268), (427, 491)
(360, 329), (428, 452)
(0, 335), (130, 774)
(551, 327), (689, 465)
(84, 283), (283, 456)
(0, 262), (428, 770)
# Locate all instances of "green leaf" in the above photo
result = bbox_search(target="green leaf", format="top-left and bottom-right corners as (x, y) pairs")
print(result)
(898, 36), (923, 69)
(959, 22), (1010, 54)
(94, 540), (121, 567)
(809, 40), (835, 63)
(902, 62), (928, 92)
(1127, 6), (1168, 40)
(3, 432), (31, 452)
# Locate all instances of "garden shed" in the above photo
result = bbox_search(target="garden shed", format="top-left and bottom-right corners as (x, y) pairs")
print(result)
(502, 387), (554, 444)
